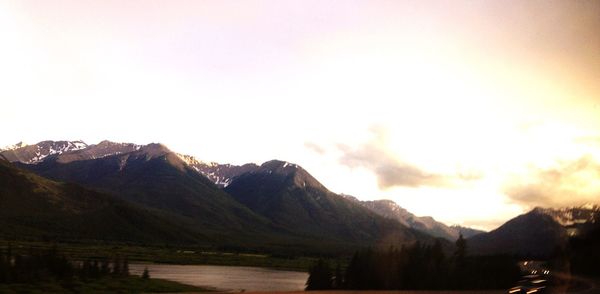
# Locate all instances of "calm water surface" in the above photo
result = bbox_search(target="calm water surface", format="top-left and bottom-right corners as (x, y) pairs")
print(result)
(130, 264), (308, 292)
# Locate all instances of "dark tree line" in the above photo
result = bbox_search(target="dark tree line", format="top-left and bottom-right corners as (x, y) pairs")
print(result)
(0, 245), (131, 284)
(307, 235), (521, 290)
(569, 224), (600, 277)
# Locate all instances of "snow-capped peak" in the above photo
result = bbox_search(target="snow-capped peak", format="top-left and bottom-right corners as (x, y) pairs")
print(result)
(0, 140), (90, 164)
(176, 153), (217, 167)
(535, 205), (599, 226)
(31, 141), (89, 163)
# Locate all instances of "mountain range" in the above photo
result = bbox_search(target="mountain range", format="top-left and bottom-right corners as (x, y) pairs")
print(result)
(2, 140), (598, 257)
(1, 140), (438, 253)
(341, 195), (484, 240)
(171, 153), (484, 241)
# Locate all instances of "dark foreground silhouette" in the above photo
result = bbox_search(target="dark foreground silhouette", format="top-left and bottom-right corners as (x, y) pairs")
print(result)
(0, 245), (205, 293)
(307, 236), (521, 290)
(0, 244), (132, 284)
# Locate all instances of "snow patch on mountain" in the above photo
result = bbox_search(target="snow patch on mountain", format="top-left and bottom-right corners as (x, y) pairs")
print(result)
(32, 141), (89, 163)
(535, 205), (599, 226)
(12, 141), (89, 164)
(176, 154), (255, 188)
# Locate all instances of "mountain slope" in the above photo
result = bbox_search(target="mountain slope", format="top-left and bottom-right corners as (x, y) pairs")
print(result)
(343, 196), (484, 241)
(534, 205), (600, 236)
(178, 154), (259, 188)
(18, 143), (273, 241)
(467, 208), (568, 257)
(224, 160), (431, 246)
(0, 158), (201, 244)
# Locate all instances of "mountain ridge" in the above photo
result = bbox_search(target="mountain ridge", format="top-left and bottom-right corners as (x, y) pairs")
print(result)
(14, 143), (275, 240)
(467, 205), (600, 257)
(1, 140), (483, 245)
(7, 140), (438, 252)
(224, 159), (434, 246)
(341, 195), (484, 241)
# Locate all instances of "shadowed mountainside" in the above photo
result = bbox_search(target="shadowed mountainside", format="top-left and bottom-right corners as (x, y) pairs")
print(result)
(9, 142), (434, 252)
(224, 160), (433, 246)
(467, 208), (568, 257)
(16, 143), (275, 243)
(0, 158), (201, 244)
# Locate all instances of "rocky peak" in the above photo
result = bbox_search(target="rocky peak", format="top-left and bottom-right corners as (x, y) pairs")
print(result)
(0, 140), (88, 164)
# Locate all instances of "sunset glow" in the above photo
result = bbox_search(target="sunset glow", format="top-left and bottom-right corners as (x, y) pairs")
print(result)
(2, 1), (599, 230)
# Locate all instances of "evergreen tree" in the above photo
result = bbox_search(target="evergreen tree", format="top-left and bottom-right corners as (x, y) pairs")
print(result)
(0, 247), (7, 283)
(305, 259), (332, 290)
(100, 259), (110, 275)
(454, 233), (468, 289)
(91, 260), (100, 278)
(112, 256), (122, 275)
(455, 233), (467, 262)
(142, 267), (150, 279)
(122, 257), (130, 276)
(332, 262), (343, 289)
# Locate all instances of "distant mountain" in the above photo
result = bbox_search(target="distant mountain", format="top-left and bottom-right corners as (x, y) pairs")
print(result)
(0, 140), (146, 164)
(0, 158), (201, 244)
(342, 196), (484, 241)
(51, 140), (142, 163)
(224, 160), (432, 246)
(534, 205), (600, 236)
(1, 141), (258, 188)
(178, 154), (259, 188)
(468, 205), (600, 257)
(468, 208), (567, 257)
(450, 225), (484, 239)
(1, 140), (88, 164)
(17, 143), (274, 244)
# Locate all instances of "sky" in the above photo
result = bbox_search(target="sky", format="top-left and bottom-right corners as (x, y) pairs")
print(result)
(1, 0), (600, 230)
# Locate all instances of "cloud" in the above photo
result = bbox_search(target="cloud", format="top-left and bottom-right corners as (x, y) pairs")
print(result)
(337, 127), (449, 188)
(339, 145), (447, 188)
(575, 136), (600, 147)
(504, 156), (600, 208)
(304, 142), (326, 154)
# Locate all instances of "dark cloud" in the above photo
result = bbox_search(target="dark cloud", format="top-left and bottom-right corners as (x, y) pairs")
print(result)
(338, 143), (447, 188)
(304, 142), (326, 154)
(336, 127), (449, 188)
(504, 156), (600, 208)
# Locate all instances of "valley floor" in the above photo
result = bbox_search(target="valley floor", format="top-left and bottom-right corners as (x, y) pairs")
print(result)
(0, 241), (318, 271)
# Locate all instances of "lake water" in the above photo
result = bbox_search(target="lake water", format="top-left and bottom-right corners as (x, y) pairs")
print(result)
(129, 264), (308, 292)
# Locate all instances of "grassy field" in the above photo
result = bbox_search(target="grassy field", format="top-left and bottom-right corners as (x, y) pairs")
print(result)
(0, 276), (211, 293)
(0, 241), (319, 271)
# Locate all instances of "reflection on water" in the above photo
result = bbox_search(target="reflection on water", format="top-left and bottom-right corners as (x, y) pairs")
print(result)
(130, 264), (308, 292)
